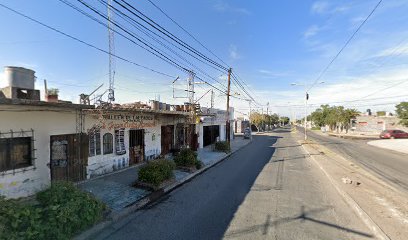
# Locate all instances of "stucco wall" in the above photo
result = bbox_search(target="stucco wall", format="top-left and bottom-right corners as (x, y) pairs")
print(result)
(84, 112), (186, 178)
(0, 105), (77, 198)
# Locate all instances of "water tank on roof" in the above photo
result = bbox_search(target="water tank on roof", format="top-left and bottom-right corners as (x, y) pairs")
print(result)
(4, 66), (36, 89)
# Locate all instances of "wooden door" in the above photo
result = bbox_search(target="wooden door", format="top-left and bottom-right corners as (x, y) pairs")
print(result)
(50, 133), (88, 182)
(161, 125), (174, 155)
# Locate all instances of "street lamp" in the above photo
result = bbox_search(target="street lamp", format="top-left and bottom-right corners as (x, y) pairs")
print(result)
(291, 81), (324, 140)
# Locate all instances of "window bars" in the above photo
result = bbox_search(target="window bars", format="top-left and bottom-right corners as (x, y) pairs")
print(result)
(0, 129), (36, 176)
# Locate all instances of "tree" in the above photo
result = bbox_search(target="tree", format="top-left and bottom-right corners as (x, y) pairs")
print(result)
(250, 112), (264, 131)
(309, 105), (359, 132)
(396, 102), (408, 127)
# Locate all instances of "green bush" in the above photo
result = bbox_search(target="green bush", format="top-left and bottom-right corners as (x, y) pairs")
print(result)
(0, 197), (44, 240)
(0, 181), (105, 240)
(215, 141), (231, 153)
(138, 159), (175, 187)
(195, 160), (203, 170)
(174, 149), (198, 167)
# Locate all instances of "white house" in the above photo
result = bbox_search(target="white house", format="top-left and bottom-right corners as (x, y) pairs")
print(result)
(0, 66), (193, 198)
(196, 107), (234, 148)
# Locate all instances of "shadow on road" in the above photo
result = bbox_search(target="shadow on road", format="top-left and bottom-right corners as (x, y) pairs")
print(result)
(224, 206), (373, 239)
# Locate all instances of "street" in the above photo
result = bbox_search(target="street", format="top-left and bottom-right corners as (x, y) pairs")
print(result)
(300, 128), (408, 193)
(92, 128), (372, 240)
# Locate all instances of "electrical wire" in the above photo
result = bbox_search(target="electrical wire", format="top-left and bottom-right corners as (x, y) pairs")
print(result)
(308, 0), (383, 91)
(115, 0), (229, 72)
(145, 0), (230, 68)
(0, 2), (176, 79)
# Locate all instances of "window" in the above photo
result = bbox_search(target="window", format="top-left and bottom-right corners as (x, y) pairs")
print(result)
(89, 128), (101, 157)
(115, 129), (126, 155)
(0, 137), (32, 171)
(103, 133), (113, 154)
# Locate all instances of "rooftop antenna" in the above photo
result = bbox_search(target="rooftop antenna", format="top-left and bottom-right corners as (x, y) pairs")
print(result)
(107, 0), (115, 104)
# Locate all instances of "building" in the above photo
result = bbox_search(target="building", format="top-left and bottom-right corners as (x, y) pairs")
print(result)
(0, 66), (193, 198)
(196, 107), (234, 148)
(83, 107), (191, 178)
(234, 118), (250, 133)
(352, 115), (407, 134)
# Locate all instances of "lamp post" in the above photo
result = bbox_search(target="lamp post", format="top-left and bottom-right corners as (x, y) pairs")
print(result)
(291, 81), (324, 140)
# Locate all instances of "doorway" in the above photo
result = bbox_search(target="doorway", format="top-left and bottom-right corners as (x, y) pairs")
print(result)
(50, 133), (88, 182)
(161, 125), (174, 155)
(129, 129), (144, 165)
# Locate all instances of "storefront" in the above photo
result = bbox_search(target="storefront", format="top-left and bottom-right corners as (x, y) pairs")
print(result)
(84, 108), (189, 178)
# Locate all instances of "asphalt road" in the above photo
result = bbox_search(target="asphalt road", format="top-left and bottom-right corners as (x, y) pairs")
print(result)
(299, 128), (408, 193)
(93, 129), (371, 240)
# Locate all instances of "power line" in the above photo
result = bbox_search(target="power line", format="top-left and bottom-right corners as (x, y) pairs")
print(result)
(88, 0), (229, 90)
(74, 0), (191, 74)
(0, 2), (175, 79)
(114, 0), (229, 72)
(308, 0), (383, 91)
(145, 0), (230, 68)
(97, 0), (228, 76)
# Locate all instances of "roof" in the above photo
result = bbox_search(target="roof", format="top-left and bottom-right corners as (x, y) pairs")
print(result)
(0, 98), (94, 110)
(82, 107), (190, 116)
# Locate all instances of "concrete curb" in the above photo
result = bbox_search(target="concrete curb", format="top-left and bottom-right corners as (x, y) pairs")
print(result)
(299, 141), (390, 240)
(327, 133), (379, 140)
(75, 139), (252, 240)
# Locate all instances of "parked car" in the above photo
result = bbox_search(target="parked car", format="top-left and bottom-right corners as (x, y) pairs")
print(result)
(379, 130), (408, 139)
(244, 128), (251, 139)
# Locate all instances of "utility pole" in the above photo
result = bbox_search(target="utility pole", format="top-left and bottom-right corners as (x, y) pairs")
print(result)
(304, 83), (308, 141)
(226, 68), (232, 145)
(266, 102), (269, 131)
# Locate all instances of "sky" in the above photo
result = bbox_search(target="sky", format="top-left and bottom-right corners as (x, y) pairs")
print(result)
(1, 0), (408, 119)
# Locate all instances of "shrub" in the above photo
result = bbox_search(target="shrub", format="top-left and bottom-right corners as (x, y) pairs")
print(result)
(36, 182), (106, 239)
(138, 159), (175, 187)
(174, 148), (198, 167)
(215, 141), (230, 153)
(0, 182), (105, 240)
(195, 160), (203, 170)
(0, 197), (44, 240)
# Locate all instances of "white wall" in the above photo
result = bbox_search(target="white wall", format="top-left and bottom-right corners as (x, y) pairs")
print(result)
(0, 105), (77, 198)
(84, 112), (186, 178)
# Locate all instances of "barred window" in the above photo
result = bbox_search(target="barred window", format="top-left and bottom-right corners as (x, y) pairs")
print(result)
(115, 129), (126, 155)
(0, 137), (32, 171)
(103, 133), (113, 155)
(89, 128), (101, 157)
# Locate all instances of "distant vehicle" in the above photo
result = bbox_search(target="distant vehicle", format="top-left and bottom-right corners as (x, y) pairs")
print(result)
(379, 130), (408, 139)
(244, 128), (251, 139)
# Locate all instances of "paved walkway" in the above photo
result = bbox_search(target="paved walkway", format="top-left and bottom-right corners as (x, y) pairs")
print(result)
(367, 139), (408, 154)
(79, 136), (251, 212)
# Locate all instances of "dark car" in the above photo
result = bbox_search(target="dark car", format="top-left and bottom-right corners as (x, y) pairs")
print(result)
(244, 128), (251, 139)
(379, 130), (408, 139)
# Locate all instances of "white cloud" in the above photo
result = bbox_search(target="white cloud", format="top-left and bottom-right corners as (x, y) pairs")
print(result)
(258, 69), (291, 78)
(229, 44), (241, 60)
(375, 42), (408, 58)
(304, 25), (321, 39)
(214, 1), (251, 15)
(311, 1), (329, 14)
(311, 1), (349, 15)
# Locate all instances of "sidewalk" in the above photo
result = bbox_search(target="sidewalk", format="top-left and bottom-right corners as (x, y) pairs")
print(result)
(310, 129), (379, 140)
(79, 136), (251, 213)
(367, 139), (408, 154)
(300, 139), (408, 240)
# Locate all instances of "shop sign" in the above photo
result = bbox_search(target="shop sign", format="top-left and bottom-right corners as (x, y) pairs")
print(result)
(92, 113), (156, 130)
